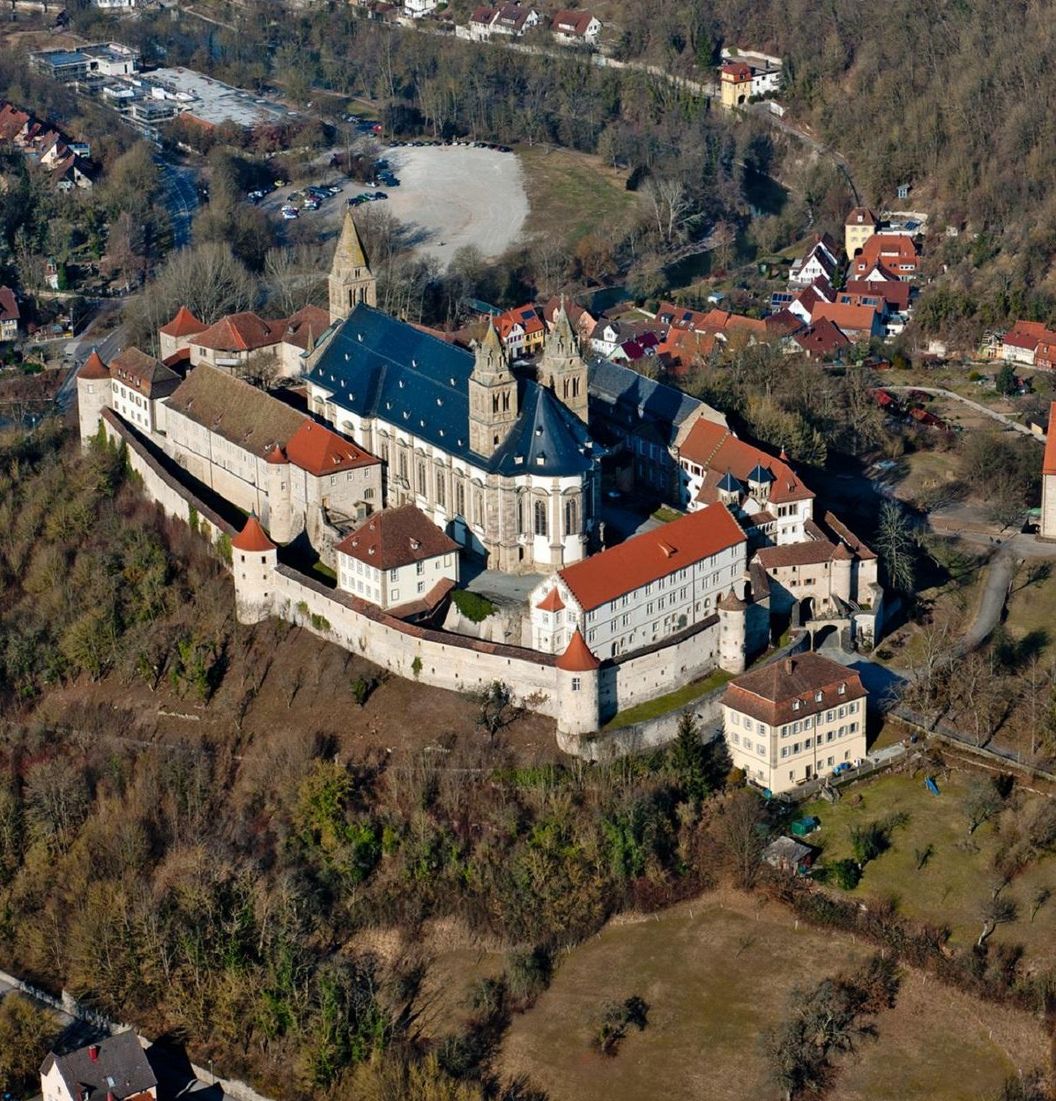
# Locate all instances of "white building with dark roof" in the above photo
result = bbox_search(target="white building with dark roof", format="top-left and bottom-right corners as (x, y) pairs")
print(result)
(41, 1032), (157, 1101)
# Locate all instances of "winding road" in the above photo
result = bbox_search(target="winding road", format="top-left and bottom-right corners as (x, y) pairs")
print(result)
(156, 157), (199, 250)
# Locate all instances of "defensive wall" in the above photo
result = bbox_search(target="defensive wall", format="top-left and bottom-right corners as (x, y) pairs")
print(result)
(101, 411), (747, 748)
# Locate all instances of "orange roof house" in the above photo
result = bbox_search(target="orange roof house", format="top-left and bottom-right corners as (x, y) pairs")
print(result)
(190, 312), (286, 353)
(850, 234), (919, 281)
(78, 350), (110, 380)
(811, 301), (882, 340)
(283, 420), (379, 476)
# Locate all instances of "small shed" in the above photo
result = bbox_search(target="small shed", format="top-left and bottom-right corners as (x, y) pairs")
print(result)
(763, 836), (815, 875)
(790, 815), (820, 837)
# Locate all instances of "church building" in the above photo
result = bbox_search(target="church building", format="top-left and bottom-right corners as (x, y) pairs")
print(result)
(305, 213), (602, 572)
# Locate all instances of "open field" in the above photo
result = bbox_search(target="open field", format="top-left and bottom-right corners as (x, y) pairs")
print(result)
(801, 772), (1056, 958)
(498, 891), (1048, 1101)
(518, 145), (640, 247)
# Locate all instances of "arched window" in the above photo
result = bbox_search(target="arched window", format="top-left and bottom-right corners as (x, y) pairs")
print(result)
(436, 472), (446, 509)
(534, 499), (548, 536)
(565, 497), (578, 535)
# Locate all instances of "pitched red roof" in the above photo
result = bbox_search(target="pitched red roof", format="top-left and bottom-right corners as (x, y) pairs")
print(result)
(159, 305), (205, 337)
(1003, 320), (1053, 352)
(284, 420), (377, 477)
(792, 318), (851, 358)
(536, 588), (565, 612)
(265, 444), (289, 465)
(722, 652), (866, 727)
(0, 286), (19, 324)
(851, 234), (919, 278)
(811, 301), (879, 335)
(78, 350), (109, 380)
(551, 9), (595, 34)
(335, 505), (458, 570)
(232, 515), (276, 552)
(845, 207), (878, 226)
(190, 312), (285, 353)
(1044, 402), (1056, 476)
(556, 628), (600, 671)
(845, 279), (910, 311)
(721, 62), (752, 81)
(558, 502), (746, 612)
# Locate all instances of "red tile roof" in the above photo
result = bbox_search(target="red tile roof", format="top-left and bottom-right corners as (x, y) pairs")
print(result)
(845, 207), (878, 226)
(845, 279), (910, 311)
(551, 9), (595, 34)
(495, 304), (544, 343)
(335, 504), (458, 570)
(558, 502), (746, 612)
(1002, 320), (1054, 352)
(190, 312), (285, 353)
(679, 419), (814, 506)
(232, 514), (276, 552)
(159, 305), (205, 337)
(792, 318), (851, 358)
(557, 628), (601, 671)
(78, 350), (109, 380)
(721, 62), (753, 81)
(851, 234), (919, 278)
(0, 286), (19, 324)
(811, 301), (879, 335)
(722, 652), (866, 727)
(1044, 402), (1056, 476)
(283, 420), (379, 476)
(536, 588), (565, 612)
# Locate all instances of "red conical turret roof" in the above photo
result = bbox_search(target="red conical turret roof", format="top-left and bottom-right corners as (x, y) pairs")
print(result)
(536, 588), (565, 612)
(231, 514), (276, 552)
(159, 305), (206, 337)
(556, 628), (600, 672)
(78, 351), (109, 380)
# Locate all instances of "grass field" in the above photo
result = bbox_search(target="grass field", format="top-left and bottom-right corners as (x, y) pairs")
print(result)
(601, 668), (732, 730)
(519, 146), (639, 246)
(498, 892), (1047, 1101)
(801, 772), (1056, 958)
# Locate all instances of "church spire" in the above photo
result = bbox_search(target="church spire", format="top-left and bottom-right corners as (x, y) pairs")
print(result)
(329, 211), (376, 322)
(468, 319), (518, 459)
(540, 297), (588, 422)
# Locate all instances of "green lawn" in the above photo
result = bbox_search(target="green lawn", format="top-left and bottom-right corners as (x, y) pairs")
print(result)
(801, 773), (1056, 958)
(602, 668), (732, 730)
(498, 893), (1046, 1101)
(519, 146), (639, 246)
(650, 505), (684, 524)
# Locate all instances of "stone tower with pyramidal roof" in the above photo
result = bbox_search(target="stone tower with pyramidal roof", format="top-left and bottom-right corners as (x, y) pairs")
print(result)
(329, 211), (377, 321)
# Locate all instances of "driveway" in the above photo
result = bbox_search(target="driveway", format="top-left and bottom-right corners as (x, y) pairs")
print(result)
(887, 385), (1040, 439)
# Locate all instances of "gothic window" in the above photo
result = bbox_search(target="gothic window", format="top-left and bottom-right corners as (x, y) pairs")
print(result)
(518, 495), (526, 534)
(473, 490), (484, 525)
(398, 450), (408, 480)
(502, 391), (510, 412)
(417, 462), (427, 496)
(436, 473), (446, 509)
(493, 394), (500, 414)
(455, 480), (466, 516)
(565, 497), (578, 535)
(534, 499), (548, 536)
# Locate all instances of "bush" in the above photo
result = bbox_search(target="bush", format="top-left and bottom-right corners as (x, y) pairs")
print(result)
(826, 859), (863, 890)
(450, 588), (496, 623)
(591, 995), (649, 1056)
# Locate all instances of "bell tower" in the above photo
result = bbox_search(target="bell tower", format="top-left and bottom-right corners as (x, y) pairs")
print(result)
(329, 211), (377, 322)
(468, 320), (519, 458)
(539, 299), (588, 421)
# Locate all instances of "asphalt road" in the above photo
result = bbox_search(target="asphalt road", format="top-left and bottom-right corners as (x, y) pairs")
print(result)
(57, 319), (127, 411)
(156, 158), (199, 250)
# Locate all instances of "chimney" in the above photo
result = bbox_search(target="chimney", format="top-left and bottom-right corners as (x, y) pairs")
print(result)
(88, 1044), (99, 1063)
(784, 657), (794, 675)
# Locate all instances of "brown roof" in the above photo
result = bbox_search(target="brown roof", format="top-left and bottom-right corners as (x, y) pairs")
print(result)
(109, 347), (182, 398)
(159, 305), (205, 337)
(536, 587), (565, 612)
(721, 61), (753, 81)
(722, 652), (867, 728)
(232, 514), (276, 552)
(190, 312), (285, 353)
(283, 419), (378, 477)
(845, 206), (878, 226)
(0, 286), (18, 324)
(792, 318), (852, 358)
(165, 366), (305, 458)
(845, 279), (911, 311)
(811, 301), (879, 335)
(335, 505), (459, 570)
(558, 502), (746, 613)
(551, 9), (595, 34)
(556, 628), (601, 671)
(754, 540), (841, 569)
(78, 350), (110, 380)
(283, 304), (330, 351)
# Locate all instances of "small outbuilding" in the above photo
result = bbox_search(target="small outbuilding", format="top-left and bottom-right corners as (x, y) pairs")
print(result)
(763, 835), (815, 875)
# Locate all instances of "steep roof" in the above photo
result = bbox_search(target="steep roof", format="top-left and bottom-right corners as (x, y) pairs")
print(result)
(1044, 402), (1056, 476)
(190, 312), (285, 353)
(78, 350), (110, 380)
(1003, 320), (1053, 352)
(845, 206), (878, 226)
(0, 285), (19, 323)
(334, 504), (458, 570)
(556, 628), (600, 671)
(40, 1032), (157, 1101)
(811, 301), (879, 334)
(109, 347), (182, 399)
(558, 502), (746, 612)
(232, 514), (276, 552)
(536, 587), (565, 612)
(551, 8), (595, 33)
(792, 318), (851, 358)
(722, 652), (867, 727)
(284, 419), (378, 476)
(588, 357), (711, 444)
(679, 419), (814, 506)
(333, 209), (370, 269)
(308, 304), (598, 474)
(165, 366), (305, 458)
(159, 305), (205, 337)
(283, 304), (331, 351)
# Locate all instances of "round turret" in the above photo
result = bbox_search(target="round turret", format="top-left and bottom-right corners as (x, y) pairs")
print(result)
(555, 628), (600, 736)
(264, 445), (295, 544)
(76, 351), (111, 448)
(718, 588), (747, 674)
(231, 515), (278, 625)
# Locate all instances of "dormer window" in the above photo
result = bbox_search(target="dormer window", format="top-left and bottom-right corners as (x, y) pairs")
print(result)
(838, 682), (846, 696)
(815, 690), (823, 702)
(792, 699), (801, 711)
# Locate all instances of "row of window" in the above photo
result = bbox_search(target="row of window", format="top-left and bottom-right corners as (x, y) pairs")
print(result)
(779, 724), (858, 756)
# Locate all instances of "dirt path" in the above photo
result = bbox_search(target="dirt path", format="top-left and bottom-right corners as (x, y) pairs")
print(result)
(888, 385), (1041, 439)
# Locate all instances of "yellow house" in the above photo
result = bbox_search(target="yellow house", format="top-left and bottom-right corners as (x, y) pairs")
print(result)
(844, 207), (878, 260)
(719, 62), (754, 109)
(721, 653), (868, 793)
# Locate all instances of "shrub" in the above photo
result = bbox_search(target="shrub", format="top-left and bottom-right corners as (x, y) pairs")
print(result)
(450, 588), (496, 623)
(827, 858), (863, 890)
(591, 995), (649, 1056)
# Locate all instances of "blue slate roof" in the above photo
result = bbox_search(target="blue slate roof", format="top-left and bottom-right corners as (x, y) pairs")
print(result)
(718, 470), (741, 492)
(306, 304), (596, 475)
(748, 462), (774, 484)
(588, 358), (705, 446)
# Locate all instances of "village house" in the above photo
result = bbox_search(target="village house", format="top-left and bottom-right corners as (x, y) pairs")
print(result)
(550, 8), (601, 45)
(540, 296), (596, 342)
(1039, 402), (1056, 540)
(335, 503), (460, 611)
(107, 348), (182, 434)
(718, 51), (782, 109)
(41, 1032), (157, 1101)
(844, 206), (879, 260)
(722, 652), (867, 792)
(494, 303), (546, 357)
(528, 502), (748, 659)
(789, 235), (839, 287)
(850, 234), (920, 281)
(1002, 320), (1056, 367)
(811, 300), (883, 343)
(0, 286), (20, 341)
(792, 318), (851, 361)
(468, 2), (539, 37)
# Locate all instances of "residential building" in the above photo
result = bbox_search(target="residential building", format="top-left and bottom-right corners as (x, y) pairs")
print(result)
(844, 279), (911, 314)
(1002, 320), (1056, 367)
(540, 295), (596, 342)
(811, 301), (883, 343)
(0, 286), (19, 341)
(551, 9), (601, 45)
(335, 504), (459, 610)
(1040, 402), (1056, 540)
(718, 52), (781, 108)
(722, 652), (868, 792)
(850, 234), (920, 281)
(792, 318), (851, 361)
(41, 1032), (157, 1101)
(719, 62), (753, 108)
(404, 0), (438, 16)
(108, 347), (182, 433)
(305, 246), (601, 572)
(528, 502), (747, 658)
(490, 3), (540, 35)
(789, 235), (839, 287)
(844, 206), (878, 260)
(495, 303), (545, 357)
